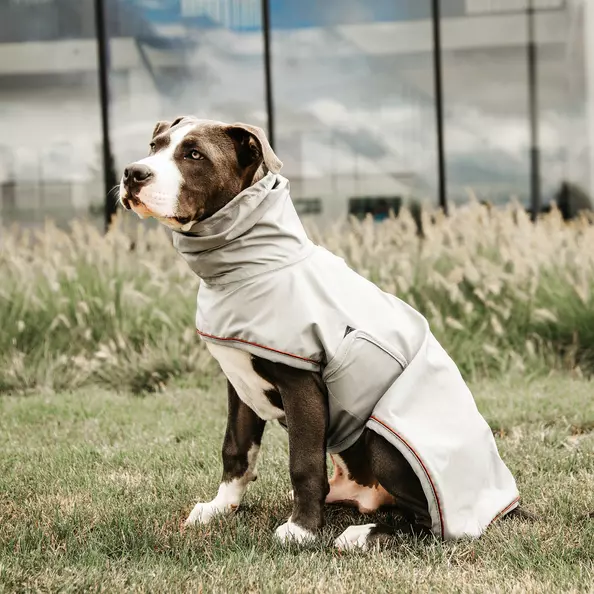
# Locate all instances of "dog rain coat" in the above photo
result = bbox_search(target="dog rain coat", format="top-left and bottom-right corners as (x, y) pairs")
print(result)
(173, 173), (520, 540)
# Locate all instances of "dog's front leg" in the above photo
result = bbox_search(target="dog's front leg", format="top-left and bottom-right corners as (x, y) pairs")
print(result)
(264, 364), (329, 545)
(184, 381), (266, 527)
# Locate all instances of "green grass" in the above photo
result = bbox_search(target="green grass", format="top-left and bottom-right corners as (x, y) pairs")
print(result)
(1, 375), (593, 593)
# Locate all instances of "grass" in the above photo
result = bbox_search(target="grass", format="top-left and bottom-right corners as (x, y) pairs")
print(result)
(1, 203), (594, 394)
(1, 375), (593, 593)
(1, 203), (593, 590)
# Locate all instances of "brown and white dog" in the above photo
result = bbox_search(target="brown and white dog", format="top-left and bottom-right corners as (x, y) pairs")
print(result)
(120, 116), (525, 550)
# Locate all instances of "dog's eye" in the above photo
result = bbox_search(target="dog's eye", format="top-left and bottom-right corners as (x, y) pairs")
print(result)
(149, 142), (156, 153)
(187, 149), (204, 161)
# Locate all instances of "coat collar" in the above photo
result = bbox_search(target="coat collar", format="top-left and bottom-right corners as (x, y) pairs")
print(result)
(172, 173), (313, 285)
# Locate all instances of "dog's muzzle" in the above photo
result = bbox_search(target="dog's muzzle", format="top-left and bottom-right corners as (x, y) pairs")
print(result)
(123, 163), (153, 191)
(121, 163), (154, 212)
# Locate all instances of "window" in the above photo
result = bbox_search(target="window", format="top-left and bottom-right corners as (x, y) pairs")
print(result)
(107, 0), (266, 184)
(270, 0), (438, 215)
(0, 0), (102, 225)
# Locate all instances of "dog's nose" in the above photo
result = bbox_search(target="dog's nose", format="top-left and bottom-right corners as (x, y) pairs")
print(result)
(123, 164), (153, 185)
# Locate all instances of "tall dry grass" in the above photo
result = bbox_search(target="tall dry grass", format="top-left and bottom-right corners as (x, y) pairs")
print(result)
(1, 203), (593, 393)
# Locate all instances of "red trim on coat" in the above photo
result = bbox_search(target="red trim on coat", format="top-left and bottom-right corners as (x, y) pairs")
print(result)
(369, 415), (445, 539)
(196, 329), (319, 365)
(489, 496), (521, 525)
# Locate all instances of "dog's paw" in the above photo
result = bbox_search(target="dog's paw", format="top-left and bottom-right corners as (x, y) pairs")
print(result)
(334, 524), (376, 551)
(274, 518), (316, 545)
(184, 501), (237, 527)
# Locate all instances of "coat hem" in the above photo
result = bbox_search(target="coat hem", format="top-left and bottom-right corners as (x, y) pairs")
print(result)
(489, 496), (520, 526)
(368, 415), (445, 539)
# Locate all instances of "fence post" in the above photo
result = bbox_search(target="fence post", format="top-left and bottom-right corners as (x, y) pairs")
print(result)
(527, 0), (541, 221)
(431, 0), (448, 214)
(94, 0), (118, 231)
(261, 0), (275, 149)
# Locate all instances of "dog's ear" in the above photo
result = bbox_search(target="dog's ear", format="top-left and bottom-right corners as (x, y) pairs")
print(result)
(226, 123), (283, 174)
(151, 121), (172, 139)
(171, 116), (188, 128)
(152, 116), (193, 140)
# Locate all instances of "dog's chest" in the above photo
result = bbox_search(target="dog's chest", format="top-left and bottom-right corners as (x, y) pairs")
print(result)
(206, 343), (284, 421)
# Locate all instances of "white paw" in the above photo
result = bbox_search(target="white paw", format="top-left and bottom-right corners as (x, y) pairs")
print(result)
(184, 479), (247, 527)
(274, 518), (316, 545)
(184, 501), (236, 527)
(334, 524), (375, 551)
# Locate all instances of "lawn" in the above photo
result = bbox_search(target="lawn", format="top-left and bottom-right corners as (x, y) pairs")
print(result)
(1, 375), (593, 593)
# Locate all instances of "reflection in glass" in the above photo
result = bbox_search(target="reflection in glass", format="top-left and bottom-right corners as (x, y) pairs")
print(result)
(0, 0), (102, 226)
(269, 0), (438, 225)
(1, 0), (592, 226)
(108, 0), (266, 183)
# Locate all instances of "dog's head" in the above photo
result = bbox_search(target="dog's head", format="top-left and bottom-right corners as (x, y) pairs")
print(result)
(119, 117), (282, 230)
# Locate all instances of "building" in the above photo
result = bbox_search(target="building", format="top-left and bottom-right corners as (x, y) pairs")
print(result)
(0, 0), (592, 226)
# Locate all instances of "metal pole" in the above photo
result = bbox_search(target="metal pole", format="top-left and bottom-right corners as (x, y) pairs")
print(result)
(261, 0), (275, 149)
(94, 0), (118, 231)
(431, 0), (448, 214)
(585, 0), (594, 201)
(527, 0), (541, 221)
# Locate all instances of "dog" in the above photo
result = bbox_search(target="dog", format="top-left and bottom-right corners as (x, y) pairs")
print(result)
(119, 116), (522, 550)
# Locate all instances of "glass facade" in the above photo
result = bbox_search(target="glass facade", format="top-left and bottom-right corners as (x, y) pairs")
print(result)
(0, 0), (592, 227)
(0, 0), (103, 226)
(441, 0), (591, 207)
(441, 4), (532, 204)
(107, 0), (266, 183)
(269, 1), (438, 224)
